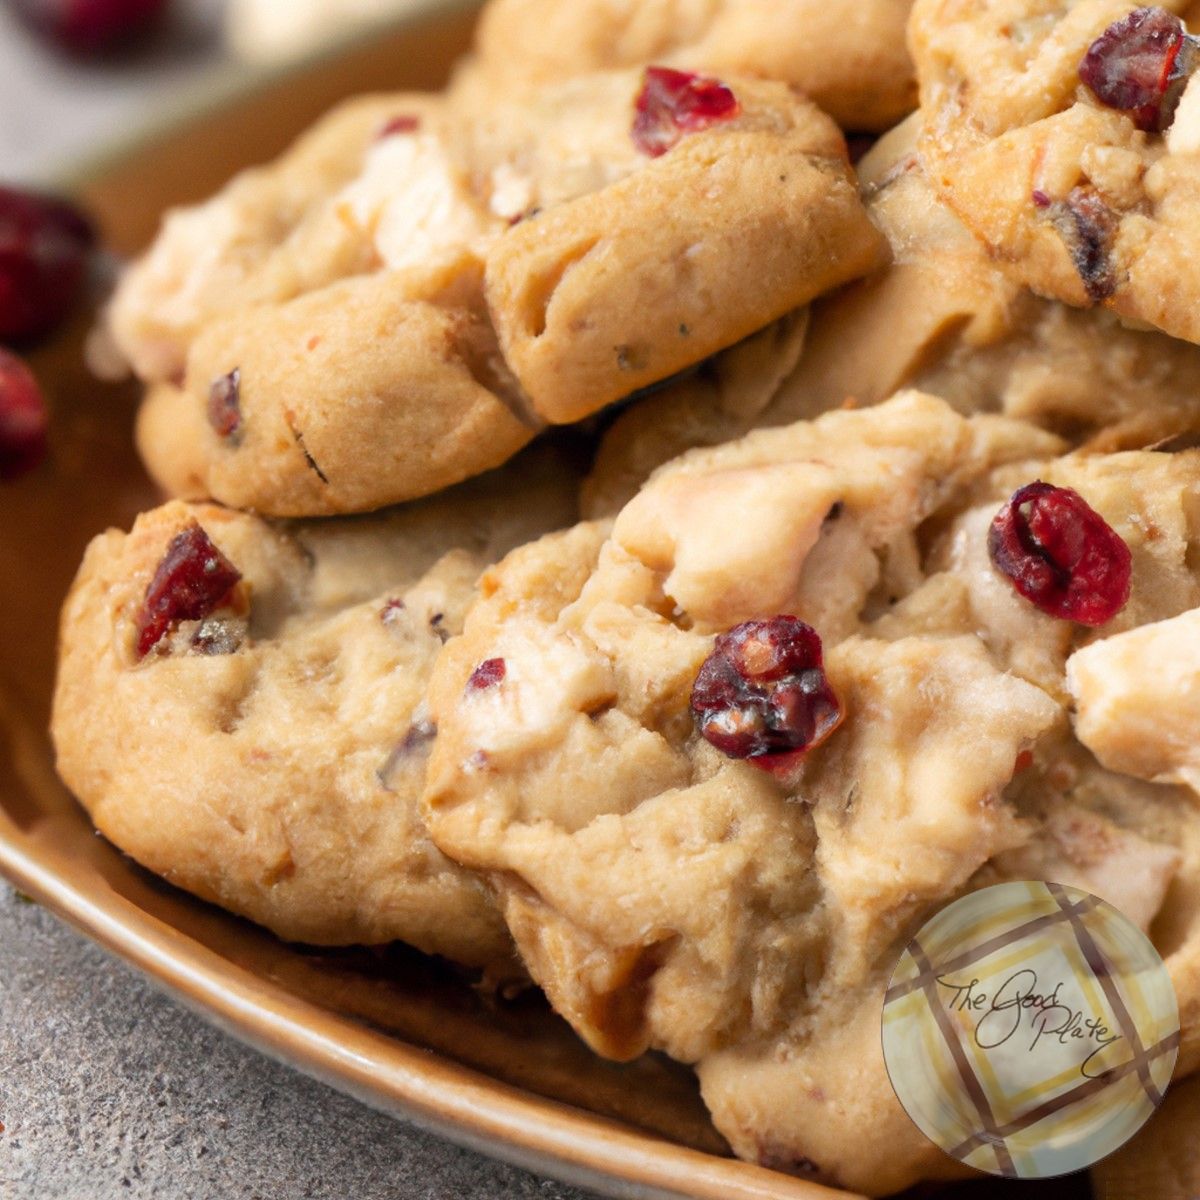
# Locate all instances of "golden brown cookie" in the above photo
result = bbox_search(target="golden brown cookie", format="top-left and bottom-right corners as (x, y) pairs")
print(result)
(460, 0), (917, 131)
(110, 70), (882, 516)
(51, 445), (579, 961)
(910, 0), (1200, 344)
(421, 393), (1200, 1191)
(582, 311), (809, 516)
(585, 112), (1200, 515)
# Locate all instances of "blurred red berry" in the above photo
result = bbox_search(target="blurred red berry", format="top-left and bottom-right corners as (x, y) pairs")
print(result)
(0, 186), (95, 343)
(0, 349), (48, 481)
(6, 0), (169, 55)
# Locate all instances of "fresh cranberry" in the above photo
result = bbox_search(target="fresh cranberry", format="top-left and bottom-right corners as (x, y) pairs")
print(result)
(988, 482), (1131, 626)
(0, 348), (48, 481)
(690, 617), (842, 769)
(1080, 6), (1199, 132)
(0, 186), (94, 343)
(207, 369), (240, 440)
(7, 0), (169, 55)
(135, 523), (242, 658)
(377, 114), (421, 139)
(631, 66), (740, 158)
(466, 657), (506, 691)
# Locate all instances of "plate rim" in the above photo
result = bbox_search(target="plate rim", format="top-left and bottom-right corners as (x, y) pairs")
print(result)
(49, 0), (483, 191)
(0, 809), (863, 1200)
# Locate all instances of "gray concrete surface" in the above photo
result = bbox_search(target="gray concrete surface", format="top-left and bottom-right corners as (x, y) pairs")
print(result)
(0, 883), (597, 1199)
(0, 6), (596, 1198)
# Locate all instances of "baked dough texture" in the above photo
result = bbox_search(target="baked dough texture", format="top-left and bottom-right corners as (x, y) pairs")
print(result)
(422, 393), (1200, 1192)
(460, 0), (917, 132)
(59, 1), (1200, 1186)
(51, 445), (579, 962)
(585, 111), (1200, 515)
(911, 0), (1200, 344)
(108, 71), (882, 516)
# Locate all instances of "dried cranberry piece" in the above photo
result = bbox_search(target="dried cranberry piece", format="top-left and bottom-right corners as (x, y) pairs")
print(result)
(135, 522), (242, 658)
(0, 186), (94, 343)
(691, 617), (842, 769)
(631, 66), (740, 158)
(378, 114), (421, 139)
(207, 369), (241, 440)
(1054, 187), (1117, 302)
(1080, 6), (1199, 132)
(988, 482), (1131, 626)
(466, 657), (506, 691)
(0, 348), (48, 481)
(7, 0), (169, 55)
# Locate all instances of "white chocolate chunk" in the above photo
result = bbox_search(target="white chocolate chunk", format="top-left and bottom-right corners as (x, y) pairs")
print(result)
(460, 618), (616, 759)
(995, 806), (1181, 931)
(1068, 608), (1200, 792)
(614, 463), (839, 630)
(1169, 72), (1200, 155)
(340, 132), (498, 272)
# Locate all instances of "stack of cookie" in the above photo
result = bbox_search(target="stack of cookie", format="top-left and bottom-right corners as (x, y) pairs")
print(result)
(50, 0), (1200, 1192)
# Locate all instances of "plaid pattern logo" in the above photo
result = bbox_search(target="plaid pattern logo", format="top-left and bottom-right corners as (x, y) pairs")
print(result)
(882, 881), (1179, 1179)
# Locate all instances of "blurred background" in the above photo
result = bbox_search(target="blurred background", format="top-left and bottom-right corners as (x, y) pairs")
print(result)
(0, 0), (434, 182)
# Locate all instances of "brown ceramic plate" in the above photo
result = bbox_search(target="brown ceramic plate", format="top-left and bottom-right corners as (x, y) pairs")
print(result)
(0, 6), (1097, 1198)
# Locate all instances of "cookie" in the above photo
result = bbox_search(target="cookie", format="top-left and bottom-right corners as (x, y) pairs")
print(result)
(421, 393), (1200, 1191)
(699, 733), (1199, 1192)
(103, 93), (434, 385)
(459, 0), (917, 132)
(50, 444), (579, 961)
(582, 311), (810, 516)
(108, 70), (883, 516)
(1092, 1069), (1200, 1198)
(585, 112), (1200, 514)
(910, 0), (1200, 344)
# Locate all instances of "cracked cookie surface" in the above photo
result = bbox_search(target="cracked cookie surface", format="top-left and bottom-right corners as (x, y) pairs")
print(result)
(911, 0), (1200, 344)
(459, 0), (917, 131)
(51, 445), (579, 961)
(585, 112), (1200, 515)
(109, 70), (882, 516)
(422, 393), (1200, 1192)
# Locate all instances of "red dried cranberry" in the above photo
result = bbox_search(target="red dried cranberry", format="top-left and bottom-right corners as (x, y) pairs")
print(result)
(988, 481), (1131, 626)
(7, 0), (169, 55)
(135, 522), (242, 658)
(691, 617), (842, 769)
(378, 114), (421, 139)
(207, 369), (241, 440)
(631, 66), (740, 158)
(0, 348), (48, 481)
(466, 657), (506, 691)
(0, 186), (94, 343)
(1080, 6), (1198, 132)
